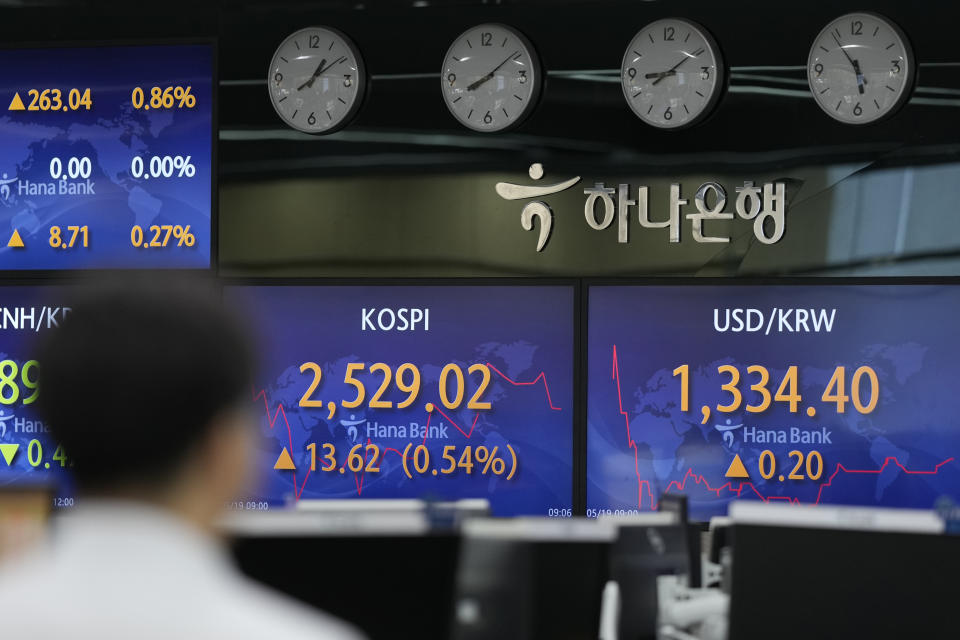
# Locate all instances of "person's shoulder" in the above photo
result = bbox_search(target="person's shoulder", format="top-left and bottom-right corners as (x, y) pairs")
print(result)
(215, 574), (367, 640)
(0, 550), (53, 597)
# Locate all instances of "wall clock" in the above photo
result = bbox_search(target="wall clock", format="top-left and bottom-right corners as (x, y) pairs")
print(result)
(808, 12), (914, 124)
(620, 18), (725, 129)
(268, 26), (367, 134)
(441, 23), (543, 132)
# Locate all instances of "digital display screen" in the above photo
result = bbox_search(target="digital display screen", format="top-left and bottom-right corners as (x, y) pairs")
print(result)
(0, 285), (73, 507)
(225, 285), (575, 516)
(587, 284), (960, 521)
(0, 44), (213, 270)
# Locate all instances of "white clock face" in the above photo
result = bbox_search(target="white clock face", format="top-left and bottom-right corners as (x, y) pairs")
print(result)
(621, 18), (724, 129)
(268, 27), (366, 134)
(441, 24), (542, 133)
(808, 13), (913, 124)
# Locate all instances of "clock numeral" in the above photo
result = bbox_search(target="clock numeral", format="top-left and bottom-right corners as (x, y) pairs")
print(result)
(700, 66), (711, 80)
(344, 74), (353, 87)
(664, 26), (675, 41)
(853, 102), (863, 116)
(274, 72), (283, 84)
(483, 111), (493, 124)
(309, 34), (320, 48)
(307, 112), (317, 125)
(481, 32), (493, 47)
(851, 20), (863, 36)
(891, 60), (901, 74)
(664, 106), (673, 121)
(814, 63), (824, 77)
(627, 68), (637, 80)
(518, 69), (527, 84)
(447, 73), (456, 86)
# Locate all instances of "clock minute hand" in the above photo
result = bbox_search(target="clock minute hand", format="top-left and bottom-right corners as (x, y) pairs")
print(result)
(297, 58), (327, 91)
(466, 51), (520, 91)
(651, 50), (697, 86)
(319, 56), (347, 75)
(831, 32), (855, 66)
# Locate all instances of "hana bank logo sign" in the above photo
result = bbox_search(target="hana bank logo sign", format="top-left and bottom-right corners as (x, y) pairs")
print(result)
(0, 409), (14, 439)
(495, 164), (580, 252)
(496, 164), (789, 252)
(0, 172), (17, 205)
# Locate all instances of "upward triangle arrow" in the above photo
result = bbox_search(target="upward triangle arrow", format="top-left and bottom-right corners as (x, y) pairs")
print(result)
(725, 454), (750, 479)
(8, 93), (25, 111)
(273, 447), (296, 471)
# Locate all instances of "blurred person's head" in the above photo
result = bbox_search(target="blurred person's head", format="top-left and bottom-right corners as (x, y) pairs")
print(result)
(37, 276), (256, 528)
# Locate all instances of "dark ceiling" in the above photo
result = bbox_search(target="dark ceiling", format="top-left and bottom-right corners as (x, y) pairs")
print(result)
(2, 0), (960, 179)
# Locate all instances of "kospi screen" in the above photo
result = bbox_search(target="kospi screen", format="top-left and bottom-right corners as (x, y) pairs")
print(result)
(0, 43), (213, 270)
(0, 285), (73, 505)
(587, 284), (960, 521)
(225, 284), (575, 516)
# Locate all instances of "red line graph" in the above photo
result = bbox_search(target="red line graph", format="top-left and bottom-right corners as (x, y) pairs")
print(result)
(253, 362), (562, 500)
(487, 362), (562, 411)
(252, 387), (311, 500)
(610, 344), (955, 510)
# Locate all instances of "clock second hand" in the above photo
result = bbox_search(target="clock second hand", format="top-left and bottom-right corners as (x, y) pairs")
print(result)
(467, 51), (520, 91)
(831, 32), (866, 94)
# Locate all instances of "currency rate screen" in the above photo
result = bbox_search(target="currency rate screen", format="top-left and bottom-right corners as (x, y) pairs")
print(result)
(226, 285), (575, 516)
(0, 286), (73, 505)
(0, 44), (213, 270)
(587, 285), (960, 521)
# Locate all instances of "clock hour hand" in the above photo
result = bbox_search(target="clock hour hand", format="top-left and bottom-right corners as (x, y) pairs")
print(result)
(852, 59), (867, 94)
(831, 32), (866, 94)
(645, 70), (676, 80)
(297, 59), (327, 91)
(650, 48), (703, 86)
(466, 51), (520, 91)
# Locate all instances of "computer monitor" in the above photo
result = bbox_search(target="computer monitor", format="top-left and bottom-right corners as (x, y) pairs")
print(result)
(655, 493), (702, 588)
(226, 505), (463, 640)
(587, 283), (960, 521)
(601, 513), (690, 640)
(224, 283), (575, 517)
(450, 518), (615, 640)
(707, 516), (732, 566)
(0, 284), (75, 506)
(727, 501), (960, 637)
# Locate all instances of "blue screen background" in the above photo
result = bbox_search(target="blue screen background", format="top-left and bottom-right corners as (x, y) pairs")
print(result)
(0, 285), (73, 501)
(0, 44), (213, 269)
(225, 285), (575, 516)
(587, 285), (960, 521)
